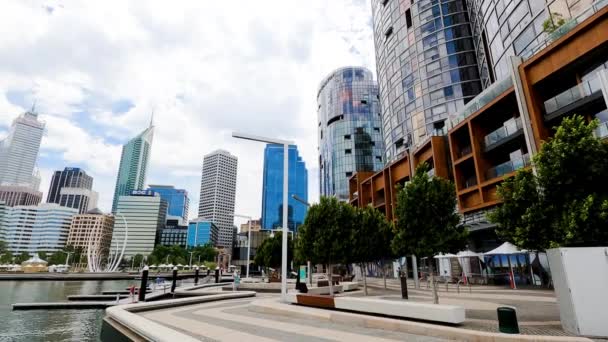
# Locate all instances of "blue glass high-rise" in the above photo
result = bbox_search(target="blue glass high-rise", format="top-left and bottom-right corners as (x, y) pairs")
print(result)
(261, 144), (308, 231)
(147, 185), (189, 223)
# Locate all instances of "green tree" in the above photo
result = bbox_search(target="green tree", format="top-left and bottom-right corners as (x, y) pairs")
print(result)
(490, 115), (608, 248)
(0, 240), (7, 254)
(254, 232), (293, 272)
(15, 252), (31, 264)
(296, 196), (357, 295)
(543, 12), (566, 34)
(191, 243), (218, 263)
(392, 163), (467, 258)
(1, 251), (13, 264)
(352, 206), (394, 295)
(132, 254), (145, 269)
(392, 163), (467, 302)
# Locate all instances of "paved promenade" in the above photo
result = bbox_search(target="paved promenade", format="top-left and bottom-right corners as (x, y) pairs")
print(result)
(362, 277), (566, 336)
(140, 296), (448, 341)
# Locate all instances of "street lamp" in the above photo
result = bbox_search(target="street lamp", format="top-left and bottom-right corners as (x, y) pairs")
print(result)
(291, 194), (310, 207)
(234, 213), (252, 279)
(60, 251), (74, 270)
(232, 131), (293, 301)
(188, 251), (194, 268)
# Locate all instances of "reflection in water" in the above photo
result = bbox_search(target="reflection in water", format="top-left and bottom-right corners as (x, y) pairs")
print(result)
(0, 279), (135, 342)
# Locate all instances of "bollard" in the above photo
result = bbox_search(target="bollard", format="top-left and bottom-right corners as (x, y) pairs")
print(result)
(138, 266), (149, 302)
(497, 307), (520, 334)
(194, 266), (200, 285)
(400, 275), (408, 299)
(215, 267), (220, 283)
(171, 267), (178, 293)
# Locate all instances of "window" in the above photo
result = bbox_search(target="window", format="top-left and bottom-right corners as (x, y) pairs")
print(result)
(406, 9), (412, 28)
(381, 0), (389, 5)
(373, 127), (380, 132)
(344, 134), (351, 140)
(384, 26), (393, 39)
(361, 100), (368, 104)
(346, 172), (353, 177)
(376, 156), (382, 162)
(345, 149), (352, 154)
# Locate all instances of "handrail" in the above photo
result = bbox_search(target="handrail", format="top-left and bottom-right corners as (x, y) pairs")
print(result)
(544, 76), (602, 115)
(485, 154), (531, 180)
(483, 118), (523, 148)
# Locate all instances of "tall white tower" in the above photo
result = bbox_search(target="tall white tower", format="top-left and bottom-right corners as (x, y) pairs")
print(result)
(0, 109), (45, 190)
(198, 150), (238, 249)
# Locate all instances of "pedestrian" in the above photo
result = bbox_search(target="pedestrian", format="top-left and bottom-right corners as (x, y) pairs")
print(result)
(233, 271), (240, 291)
(129, 285), (135, 303)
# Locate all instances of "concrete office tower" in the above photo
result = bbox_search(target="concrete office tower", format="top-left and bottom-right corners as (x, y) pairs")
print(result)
(111, 123), (154, 213)
(261, 144), (308, 231)
(110, 191), (167, 258)
(47, 167), (98, 214)
(317, 67), (385, 201)
(0, 185), (42, 207)
(197, 150), (237, 249)
(371, 0), (482, 160)
(0, 109), (45, 190)
(147, 185), (189, 223)
(2, 203), (78, 254)
(67, 209), (115, 263)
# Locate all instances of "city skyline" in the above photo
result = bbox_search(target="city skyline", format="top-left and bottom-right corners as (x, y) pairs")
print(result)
(0, 1), (375, 224)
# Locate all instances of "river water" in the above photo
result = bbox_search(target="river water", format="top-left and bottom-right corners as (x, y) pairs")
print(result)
(0, 279), (138, 342)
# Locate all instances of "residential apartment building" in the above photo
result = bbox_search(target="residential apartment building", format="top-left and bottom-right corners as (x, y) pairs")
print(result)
(67, 209), (114, 262)
(318, 67), (385, 201)
(352, 1), (608, 251)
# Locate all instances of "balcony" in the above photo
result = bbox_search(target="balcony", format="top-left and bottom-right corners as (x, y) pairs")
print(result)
(450, 76), (513, 127)
(463, 176), (477, 189)
(543, 77), (602, 118)
(427, 168), (435, 177)
(595, 121), (608, 139)
(457, 145), (472, 159)
(484, 118), (523, 151)
(485, 154), (531, 180)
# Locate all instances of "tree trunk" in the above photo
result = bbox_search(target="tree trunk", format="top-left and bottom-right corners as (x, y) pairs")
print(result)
(327, 263), (334, 296)
(430, 260), (439, 304)
(362, 263), (368, 296)
(382, 259), (387, 289)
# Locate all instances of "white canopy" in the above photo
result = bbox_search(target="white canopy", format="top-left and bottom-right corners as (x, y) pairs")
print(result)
(159, 264), (167, 268)
(22, 255), (48, 265)
(484, 242), (527, 255)
(176, 263), (183, 267)
(167, 264), (174, 268)
(433, 253), (457, 259)
(457, 250), (482, 257)
(149, 265), (157, 268)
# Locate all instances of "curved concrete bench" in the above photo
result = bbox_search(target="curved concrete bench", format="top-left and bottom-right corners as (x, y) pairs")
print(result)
(287, 294), (465, 324)
(104, 291), (256, 342)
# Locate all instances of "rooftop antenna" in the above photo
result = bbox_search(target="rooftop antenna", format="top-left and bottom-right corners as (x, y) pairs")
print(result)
(149, 107), (155, 127)
(31, 100), (37, 113)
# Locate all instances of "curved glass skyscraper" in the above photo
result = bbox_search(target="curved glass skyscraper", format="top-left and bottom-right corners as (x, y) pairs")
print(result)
(372, 0), (482, 160)
(317, 67), (384, 201)
(466, 0), (598, 88)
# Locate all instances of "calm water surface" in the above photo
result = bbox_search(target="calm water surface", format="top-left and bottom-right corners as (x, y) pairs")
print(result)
(0, 279), (137, 342)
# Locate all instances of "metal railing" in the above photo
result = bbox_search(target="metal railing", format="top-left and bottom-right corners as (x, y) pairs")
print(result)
(463, 176), (477, 189)
(485, 154), (531, 180)
(543, 77), (602, 115)
(483, 118), (523, 148)
(449, 76), (514, 127)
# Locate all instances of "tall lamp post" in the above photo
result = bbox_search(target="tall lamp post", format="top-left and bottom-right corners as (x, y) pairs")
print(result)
(234, 214), (252, 279)
(291, 194), (312, 285)
(232, 132), (293, 301)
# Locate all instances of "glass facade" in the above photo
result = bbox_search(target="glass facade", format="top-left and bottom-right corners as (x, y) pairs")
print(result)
(147, 185), (189, 223)
(111, 125), (154, 213)
(157, 226), (188, 247)
(261, 144), (308, 231)
(187, 220), (218, 247)
(466, 0), (601, 88)
(372, 0), (482, 160)
(317, 67), (385, 200)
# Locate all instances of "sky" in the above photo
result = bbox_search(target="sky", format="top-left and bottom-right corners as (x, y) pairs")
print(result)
(0, 0), (377, 226)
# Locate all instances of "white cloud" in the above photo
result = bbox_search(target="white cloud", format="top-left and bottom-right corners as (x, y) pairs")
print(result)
(0, 0), (376, 220)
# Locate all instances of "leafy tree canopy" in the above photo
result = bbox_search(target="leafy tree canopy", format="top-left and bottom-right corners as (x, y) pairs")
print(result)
(392, 162), (467, 259)
(254, 232), (293, 269)
(490, 115), (608, 248)
(352, 206), (395, 264)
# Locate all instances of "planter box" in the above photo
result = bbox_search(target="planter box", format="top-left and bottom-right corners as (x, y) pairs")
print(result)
(548, 247), (608, 337)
